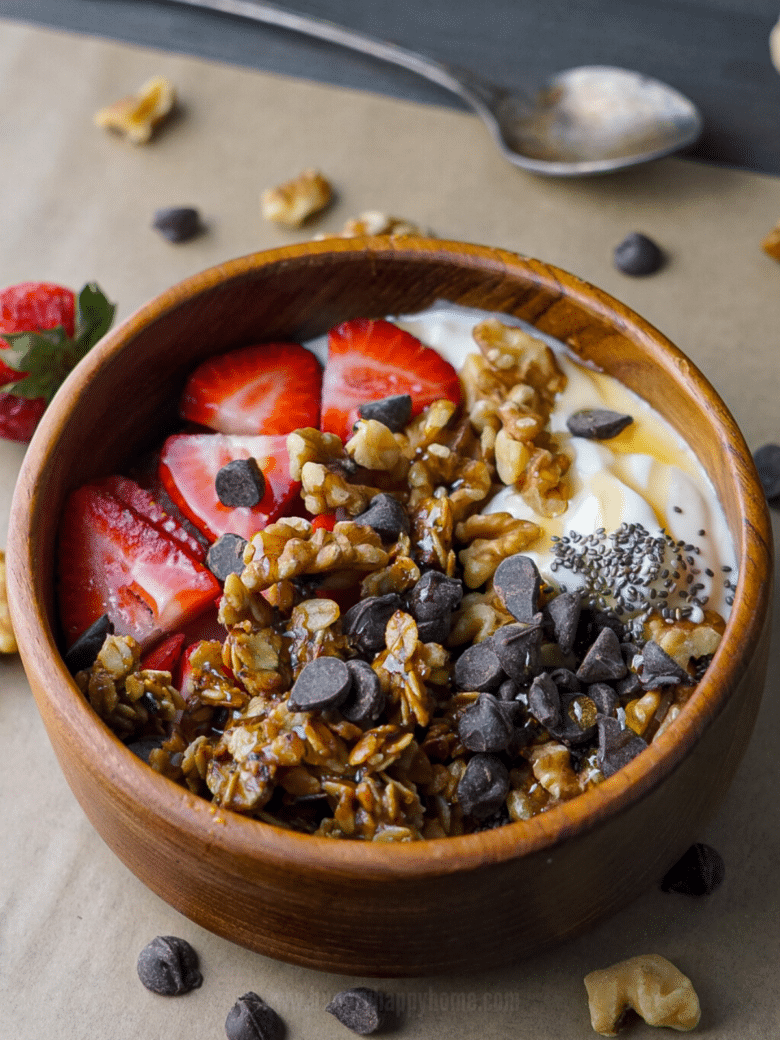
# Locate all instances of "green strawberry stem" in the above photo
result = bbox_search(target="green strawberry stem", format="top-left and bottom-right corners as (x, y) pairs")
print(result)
(0, 282), (115, 402)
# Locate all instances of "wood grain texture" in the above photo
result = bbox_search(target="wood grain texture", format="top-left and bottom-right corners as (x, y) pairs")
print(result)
(6, 239), (773, 975)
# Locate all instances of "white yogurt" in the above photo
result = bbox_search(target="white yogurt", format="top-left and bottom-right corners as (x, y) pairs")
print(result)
(307, 303), (737, 621)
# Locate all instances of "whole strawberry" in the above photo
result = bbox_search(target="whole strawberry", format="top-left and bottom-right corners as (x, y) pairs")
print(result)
(0, 281), (115, 441)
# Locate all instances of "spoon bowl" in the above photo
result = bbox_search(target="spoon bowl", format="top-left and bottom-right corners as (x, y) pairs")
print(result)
(169, 0), (703, 175)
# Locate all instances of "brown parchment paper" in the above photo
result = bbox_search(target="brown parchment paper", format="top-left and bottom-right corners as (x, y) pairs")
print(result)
(1, 19), (779, 1040)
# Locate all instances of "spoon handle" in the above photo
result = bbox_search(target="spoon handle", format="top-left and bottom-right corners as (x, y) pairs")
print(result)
(165, 0), (499, 112)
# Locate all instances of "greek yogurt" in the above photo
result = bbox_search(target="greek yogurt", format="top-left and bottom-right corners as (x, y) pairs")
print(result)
(390, 303), (737, 622)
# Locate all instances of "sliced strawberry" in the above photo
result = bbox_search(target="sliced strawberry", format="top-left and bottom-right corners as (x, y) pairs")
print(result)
(58, 482), (220, 650)
(158, 433), (300, 542)
(180, 341), (321, 436)
(140, 632), (186, 673)
(320, 318), (462, 442)
(1, 282), (114, 442)
(95, 474), (207, 563)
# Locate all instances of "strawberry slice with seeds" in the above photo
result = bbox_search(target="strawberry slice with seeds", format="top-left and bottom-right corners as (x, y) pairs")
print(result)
(158, 433), (300, 542)
(58, 482), (221, 650)
(180, 341), (321, 435)
(320, 318), (461, 442)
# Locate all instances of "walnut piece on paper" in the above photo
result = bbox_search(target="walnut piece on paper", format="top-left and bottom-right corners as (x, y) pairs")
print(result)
(260, 169), (333, 227)
(762, 220), (780, 262)
(94, 75), (176, 144)
(0, 550), (18, 655)
(584, 954), (701, 1035)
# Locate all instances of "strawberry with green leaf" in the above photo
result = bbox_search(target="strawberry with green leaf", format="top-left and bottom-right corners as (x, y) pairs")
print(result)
(0, 281), (115, 441)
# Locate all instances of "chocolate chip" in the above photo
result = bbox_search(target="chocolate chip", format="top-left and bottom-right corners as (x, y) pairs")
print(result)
(753, 443), (780, 502)
(641, 640), (693, 685)
(340, 659), (385, 724)
(545, 591), (582, 655)
(492, 617), (543, 684)
(63, 613), (114, 674)
(454, 639), (505, 692)
(458, 693), (514, 752)
(288, 657), (352, 712)
(407, 571), (463, 621)
(549, 667), (581, 693)
(457, 753), (510, 819)
(550, 692), (599, 746)
(152, 206), (201, 243)
(136, 935), (202, 995)
(326, 987), (390, 1035)
(660, 843), (725, 896)
(597, 715), (647, 778)
(126, 736), (165, 763)
(566, 409), (634, 440)
(613, 232), (664, 275)
(496, 678), (519, 701)
(492, 554), (541, 622)
(342, 594), (402, 655)
(215, 458), (265, 507)
(206, 533), (248, 581)
(588, 683), (619, 717)
(528, 672), (560, 728)
(358, 394), (413, 433)
(353, 493), (409, 539)
(225, 992), (285, 1040)
(576, 627), (628, 683)
(614, 671), (643, 699)
(407, 571), (462, 642)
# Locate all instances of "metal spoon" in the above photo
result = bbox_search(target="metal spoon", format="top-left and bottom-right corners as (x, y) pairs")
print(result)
(168, 0), (703, 176)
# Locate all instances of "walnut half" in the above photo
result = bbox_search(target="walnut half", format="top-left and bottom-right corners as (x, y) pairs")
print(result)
(584, 954), (701, 1035)
(261, 169), (333, 227)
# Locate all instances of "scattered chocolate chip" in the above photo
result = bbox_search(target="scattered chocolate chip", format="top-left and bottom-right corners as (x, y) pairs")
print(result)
(288, 657), (352, 712)
(613, 231), (664, 275)
(545, 591), (582, 655)
(63, 613), (114, 674)
(597, 715), (647, 778)
(576, 627), (628, 683)
(225, 992), (285, 1040)
(641, 640), (693, 685)
(566, 409), (634, 440)
(136, 935), (202, 996)
(528, 672), (560, 728)
(660, 842), (725, 896)
(126, 736), (165, 763)
(752, 444), (780, 502)
(457, 753), (510, 819)
(588, 683), (619, 717)
(454, 639), (506, 692)
(206, 533), (248, 581)
(353, 493), (409, 539)
(152, 206), (201, 243)
(358, 394), (413, 433)
(492, 617), (543, 684)
(493, 554), (542, 622)
(340, 659), (385, 724)
(342, 594), (402, 655)
(215, 458), (265, 507)
(458, 693), (514, 752)
(326, 987), (390, 1035)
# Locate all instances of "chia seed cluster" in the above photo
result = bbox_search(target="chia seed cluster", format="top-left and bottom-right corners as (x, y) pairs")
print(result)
(549, 520), (734, 639)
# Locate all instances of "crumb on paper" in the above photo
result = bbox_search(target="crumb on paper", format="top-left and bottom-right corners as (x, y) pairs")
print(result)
(314, 210), (431, 240)
(94, 75), (176, 144)
(761, 220), (780, 262)
(260, 169), (333, 227)
(1, 551), (18, 655)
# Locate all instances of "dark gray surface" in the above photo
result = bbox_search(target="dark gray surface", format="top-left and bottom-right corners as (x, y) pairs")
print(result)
(5, 0), (780, 174)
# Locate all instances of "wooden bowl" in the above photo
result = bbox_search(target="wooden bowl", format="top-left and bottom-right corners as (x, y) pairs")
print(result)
(7, 238), (773, 977)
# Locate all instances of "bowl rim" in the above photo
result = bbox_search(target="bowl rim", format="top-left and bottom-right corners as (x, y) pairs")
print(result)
(7, 236), (773, 878)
